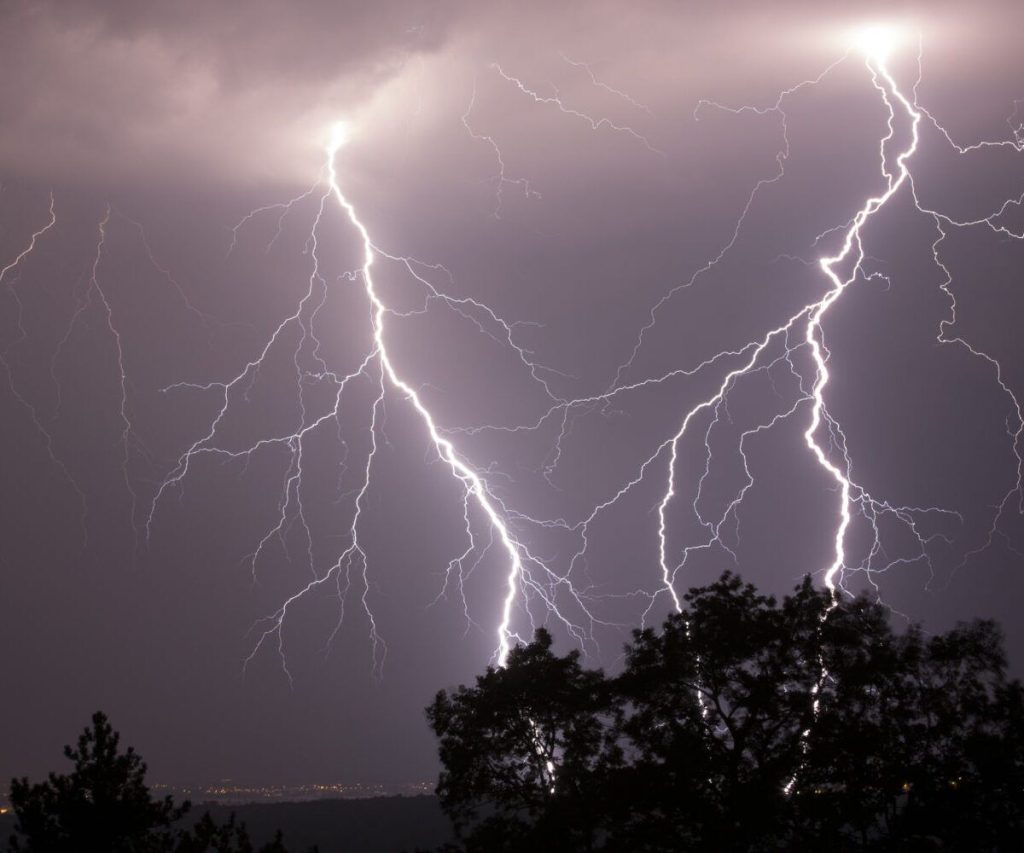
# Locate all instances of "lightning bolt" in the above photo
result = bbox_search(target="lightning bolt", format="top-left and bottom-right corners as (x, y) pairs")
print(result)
(461, 79), (542, 219)
(0, 194), (91, 546)
(489, 62), (664, 157)
(151, 127), (609, 680)
(131, 31), (1021, 687)
(807, 50), (924, 595)
(325, 145), (532, 668)
(88, 208), (143, 553)
(558, 52), (654, 116)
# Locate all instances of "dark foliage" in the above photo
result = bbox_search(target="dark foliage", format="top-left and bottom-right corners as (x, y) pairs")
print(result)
(426, 630), (613, 850)
(6, 712), (312, 853)
(426, 573), (1024, 852)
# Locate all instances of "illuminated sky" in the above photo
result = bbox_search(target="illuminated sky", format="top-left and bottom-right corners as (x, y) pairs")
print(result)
(2, 0), (1023, 788)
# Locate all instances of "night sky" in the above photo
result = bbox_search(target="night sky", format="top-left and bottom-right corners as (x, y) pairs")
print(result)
(2, 0), (1024, 791)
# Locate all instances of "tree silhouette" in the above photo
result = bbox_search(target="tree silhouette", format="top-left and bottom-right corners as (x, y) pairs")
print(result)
(607, 574), (832, 850)
(426, 573), (1024, 852)
(426, 629), (613, 850)
(6, 712), (308, 853)
(797, 617), (1024, 850)
(7, 711), (188, 852)
(175, 813), (296, 853)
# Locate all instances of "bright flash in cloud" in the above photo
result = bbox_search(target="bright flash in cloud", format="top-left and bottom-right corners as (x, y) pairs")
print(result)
(850, 23), (910, 59)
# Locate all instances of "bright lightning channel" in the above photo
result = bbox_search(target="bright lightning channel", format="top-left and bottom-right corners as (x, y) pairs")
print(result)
(150, 120), (607, 682)
(324, 127), (529, 668)
(809, 39), (923, 594)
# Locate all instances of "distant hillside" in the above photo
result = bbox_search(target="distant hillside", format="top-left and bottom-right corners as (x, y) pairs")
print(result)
(0, 795), (454, 853)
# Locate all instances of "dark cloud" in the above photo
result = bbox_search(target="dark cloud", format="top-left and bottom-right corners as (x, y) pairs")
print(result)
(0, 0), (468, 184)
(6, 0), (1016, 185)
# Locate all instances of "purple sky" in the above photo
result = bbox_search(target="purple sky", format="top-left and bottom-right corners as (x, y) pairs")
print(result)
(2, 0), (1024, 789)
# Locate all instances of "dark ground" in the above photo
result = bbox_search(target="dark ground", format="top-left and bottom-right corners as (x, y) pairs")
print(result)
(0, 795), (454, 853)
